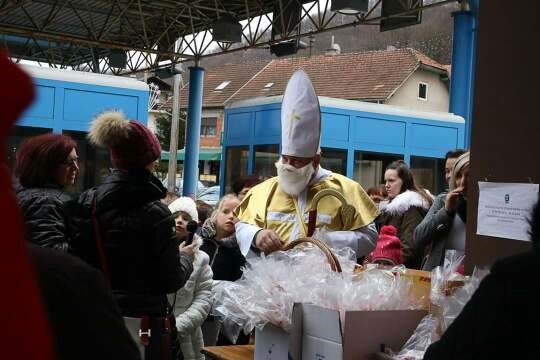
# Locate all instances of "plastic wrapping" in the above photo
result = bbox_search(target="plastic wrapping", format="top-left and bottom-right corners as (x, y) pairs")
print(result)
(430, 250), (466, 307)
(212, 245), (425, 342)
(392, 315), (439, 360)
(391, 252), (489, 359)
(438, 267), (489, 332)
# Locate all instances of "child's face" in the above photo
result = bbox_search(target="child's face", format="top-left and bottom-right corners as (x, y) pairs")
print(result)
(174, 211), (192, 239)
(215, 198), (240, 236)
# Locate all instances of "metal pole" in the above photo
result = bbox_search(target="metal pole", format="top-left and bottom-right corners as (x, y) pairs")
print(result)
(167, 70), (182, 193)
(449, 1), (479, 148)
(182, 66), (205, 198)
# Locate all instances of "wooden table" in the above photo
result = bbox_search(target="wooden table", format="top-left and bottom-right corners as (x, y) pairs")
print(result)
(201, 345), (254, 360)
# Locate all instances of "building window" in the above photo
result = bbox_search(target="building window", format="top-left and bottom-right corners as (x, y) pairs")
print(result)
(410, 156), (446, 196)
(224, 146), (249, 194)
(353, 151), (403, 190)
(214, 81), (231, 91)
(418, 82), (428, 101)
(262, 82), (274, 91)
(320, 147), (347, 175)
(254, 144), (279, 179)
(201, 117), (217, 136)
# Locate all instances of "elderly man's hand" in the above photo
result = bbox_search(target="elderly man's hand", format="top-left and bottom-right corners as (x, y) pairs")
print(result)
(255, 229), (282, 254)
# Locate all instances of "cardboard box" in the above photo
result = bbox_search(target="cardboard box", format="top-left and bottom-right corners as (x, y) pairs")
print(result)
(255, 323), (291, 360)
(301, 304), (427, 360)
(402, 269), (432, 310)
(254, 304), (303, 360)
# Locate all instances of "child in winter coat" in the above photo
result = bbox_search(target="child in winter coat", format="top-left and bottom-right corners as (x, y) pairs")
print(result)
(200, 194), (246, 282)
(199, 194), (248, 345)
(168, 197), (213, 360)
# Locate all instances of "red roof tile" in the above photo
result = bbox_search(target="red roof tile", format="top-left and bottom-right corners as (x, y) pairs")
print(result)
(230, 48), (447, 103)
(164, 61), (269, 109)
(163, 48), (447, 109)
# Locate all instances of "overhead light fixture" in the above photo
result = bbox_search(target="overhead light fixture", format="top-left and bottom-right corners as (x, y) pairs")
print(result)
(108, 50), (127, 68)
(155, 64), (182, 79)
(212, 14), (242, 43)
(331, 0), (369, 15)
(270, 39), (307, 57)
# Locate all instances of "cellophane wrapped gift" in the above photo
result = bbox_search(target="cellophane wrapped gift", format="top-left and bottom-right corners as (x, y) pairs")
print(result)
(212, 245), (425, 343)
(392, 314), (439, 360)
(391, 251), (489, 359)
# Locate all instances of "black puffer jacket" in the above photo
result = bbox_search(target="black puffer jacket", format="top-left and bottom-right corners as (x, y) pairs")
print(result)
(424, 251), (540, 360)
(199, 219), (245, 282)
(71, 169), (193, 317)
(29, 244), (141, 360)
(16, 183), (72, 251)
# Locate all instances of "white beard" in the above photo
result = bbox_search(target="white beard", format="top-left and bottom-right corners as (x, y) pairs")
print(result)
(275, 158), (315, 196)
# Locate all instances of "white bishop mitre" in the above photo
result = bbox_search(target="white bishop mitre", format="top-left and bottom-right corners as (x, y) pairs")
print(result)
(281, 69), (321, 158)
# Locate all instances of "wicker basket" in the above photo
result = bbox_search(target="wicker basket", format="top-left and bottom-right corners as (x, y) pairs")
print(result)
(282, 237), (342, 273)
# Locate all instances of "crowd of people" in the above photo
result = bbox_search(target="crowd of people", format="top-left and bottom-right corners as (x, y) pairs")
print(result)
(5, 59), (538, 360)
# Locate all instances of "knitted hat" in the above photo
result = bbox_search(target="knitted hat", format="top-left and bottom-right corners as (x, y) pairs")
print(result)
(370, 225), (403, 266)
(88, 111), (161, 170)
(449, 151), (470, 190)
(168, 197), (199, 223)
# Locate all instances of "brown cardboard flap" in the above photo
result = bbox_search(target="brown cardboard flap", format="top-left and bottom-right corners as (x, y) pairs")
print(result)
(342, 310), (427, 360)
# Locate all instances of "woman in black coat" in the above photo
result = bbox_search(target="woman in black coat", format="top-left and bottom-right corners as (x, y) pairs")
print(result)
(15, 133), (79, 251)
(71, 111), (194, 360)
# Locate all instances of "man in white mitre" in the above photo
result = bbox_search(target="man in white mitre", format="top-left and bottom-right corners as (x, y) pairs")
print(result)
(234, 70), (379, 258)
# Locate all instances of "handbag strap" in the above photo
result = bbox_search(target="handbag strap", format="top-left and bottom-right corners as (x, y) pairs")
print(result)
(91, 195), (111, 286)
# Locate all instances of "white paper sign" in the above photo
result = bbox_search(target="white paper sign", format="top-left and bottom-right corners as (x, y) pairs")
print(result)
(477, 182), (539, 241)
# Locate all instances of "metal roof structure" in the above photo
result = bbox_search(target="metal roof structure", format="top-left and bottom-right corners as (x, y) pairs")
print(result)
(0, 0), (456, 74)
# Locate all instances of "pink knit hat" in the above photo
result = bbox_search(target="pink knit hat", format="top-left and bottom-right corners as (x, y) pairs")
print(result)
(370, 225), (403, 266)
(88, 111), (161, 170)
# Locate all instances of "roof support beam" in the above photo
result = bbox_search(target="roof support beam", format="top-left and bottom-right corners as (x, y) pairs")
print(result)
(0, 24), (195, 59)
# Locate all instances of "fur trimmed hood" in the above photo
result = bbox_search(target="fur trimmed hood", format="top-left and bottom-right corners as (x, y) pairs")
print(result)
(382, 190), (431, 216)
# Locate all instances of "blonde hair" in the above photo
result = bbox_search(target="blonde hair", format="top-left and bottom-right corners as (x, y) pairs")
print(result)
(449, 152), (470, 190)
(211, 194), (240, 222)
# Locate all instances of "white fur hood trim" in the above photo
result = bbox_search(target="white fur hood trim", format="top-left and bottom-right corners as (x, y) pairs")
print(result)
(383, 190), (431, 215)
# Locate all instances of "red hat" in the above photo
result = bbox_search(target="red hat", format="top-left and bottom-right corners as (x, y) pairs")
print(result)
(370, 225), (403, 266)
(88, 111), (161, 170)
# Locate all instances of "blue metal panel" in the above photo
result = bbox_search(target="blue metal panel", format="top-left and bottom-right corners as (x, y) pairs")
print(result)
(254, 109), (281, 138)
(226, 112), (253, 143)
(351, 116), (406, 147)
(183, 66), (205, 198)
(63, 88), (139, 130)
(346, 148), (354, 178)
(18, 75), (148, 134)
(23, 84), (55, 120)
(321, 112), (349, 142)
(409, 123), (459, 153)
